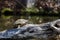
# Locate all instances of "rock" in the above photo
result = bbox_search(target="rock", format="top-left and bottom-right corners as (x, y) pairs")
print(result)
(14, 19), (28, 25)
(14, 19), (28, 28)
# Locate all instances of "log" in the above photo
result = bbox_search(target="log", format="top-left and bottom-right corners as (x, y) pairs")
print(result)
(0, 19), (60, 40)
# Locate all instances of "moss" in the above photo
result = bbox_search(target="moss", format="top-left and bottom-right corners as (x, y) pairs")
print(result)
(21, 7), (39, 14)
(1, 8), (13, 13)
(1, 15), (13, 19)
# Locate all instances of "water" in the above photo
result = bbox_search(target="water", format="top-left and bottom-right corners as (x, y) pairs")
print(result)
(19, 16), (59, 24)
(0, 15), (59, 29)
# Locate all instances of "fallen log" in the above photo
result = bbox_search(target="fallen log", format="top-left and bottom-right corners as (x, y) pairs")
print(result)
(0, 19), (60, 40)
